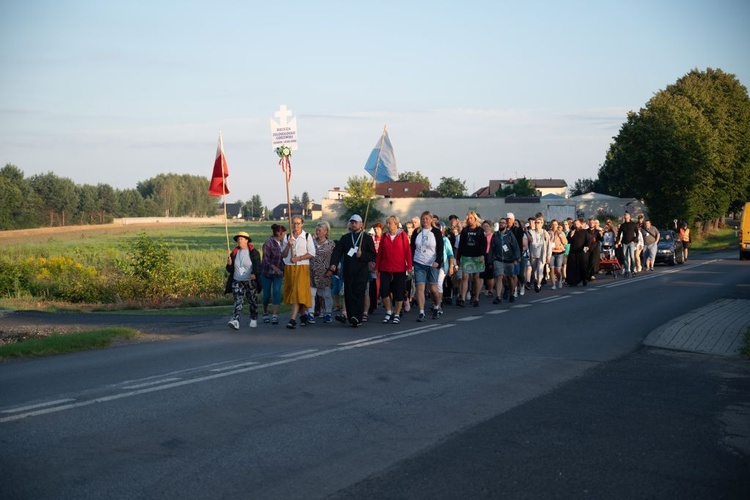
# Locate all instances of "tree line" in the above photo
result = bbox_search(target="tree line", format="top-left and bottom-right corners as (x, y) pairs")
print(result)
(572, 68), (750, 230)
(0, 164), (223, 230)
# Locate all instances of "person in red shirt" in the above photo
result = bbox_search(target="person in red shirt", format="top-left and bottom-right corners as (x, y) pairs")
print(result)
(375, 215), (413, 324)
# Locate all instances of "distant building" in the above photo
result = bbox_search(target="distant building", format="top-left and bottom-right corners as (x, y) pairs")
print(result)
(375, 181), (429, 198)
(472, 178), (568, 198)
(326, 187), (349, 200)
(271, 203), (304, 220)
(222, 202), (243, 219)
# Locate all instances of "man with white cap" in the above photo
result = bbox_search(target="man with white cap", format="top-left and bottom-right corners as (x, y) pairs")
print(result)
(328, 214), (376, 327)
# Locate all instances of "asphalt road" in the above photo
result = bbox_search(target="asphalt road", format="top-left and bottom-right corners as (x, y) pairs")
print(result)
(1, 250), (748, 499)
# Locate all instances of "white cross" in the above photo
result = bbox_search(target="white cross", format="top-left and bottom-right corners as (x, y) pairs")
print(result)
(274, 105), (293, 127)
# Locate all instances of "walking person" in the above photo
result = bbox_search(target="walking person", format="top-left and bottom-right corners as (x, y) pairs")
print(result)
(616, 212), (640, 277)
(375, 215), (412, 324)
(457, 211), (485, 307)
(527, 216), (550, 292)
(490, 218), (520, 303)
(641, 219), (660, 271)
(586, 218), (603, 281)
(547, 219), (568, 290)
(281, 215), (316, 329)
(309, 221), (336, 324)
(678, 221), (691, 261)
(225, 231), (261, 330)
(565, 219), (589, 286)
(328, 214), (376, 327)
(260, 223), (286, 325)
(410, 211), (444, 321)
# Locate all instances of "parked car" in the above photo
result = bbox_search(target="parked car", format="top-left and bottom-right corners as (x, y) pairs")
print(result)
(655, 230), (684, 266)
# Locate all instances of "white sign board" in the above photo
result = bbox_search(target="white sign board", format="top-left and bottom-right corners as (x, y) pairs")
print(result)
(270, 104), (298, 150)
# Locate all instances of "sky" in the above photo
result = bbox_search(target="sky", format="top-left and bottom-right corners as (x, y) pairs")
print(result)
(1, 0), (749, 210)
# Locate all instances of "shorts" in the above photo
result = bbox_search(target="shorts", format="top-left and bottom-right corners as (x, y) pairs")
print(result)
(493, 261), (515, 278)
(460, 256), (485, 275)
(379, 271), (406, 302)
(414, 262), (439, 285)
(550, 252), (564, 268)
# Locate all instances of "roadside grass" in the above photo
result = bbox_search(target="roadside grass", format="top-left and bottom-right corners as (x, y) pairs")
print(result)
(0, 327), (141, 359)
(690, 228), (738, 252)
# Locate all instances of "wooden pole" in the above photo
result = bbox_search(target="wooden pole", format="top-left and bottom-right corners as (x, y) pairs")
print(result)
(284, 157), (293, 228)
(222, 193), (230, 253)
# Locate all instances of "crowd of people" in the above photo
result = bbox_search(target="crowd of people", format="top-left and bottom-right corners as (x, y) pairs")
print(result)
(224, 210), (675, 330)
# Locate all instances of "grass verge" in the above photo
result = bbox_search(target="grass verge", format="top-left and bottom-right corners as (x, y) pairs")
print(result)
(0, 327), (141, 360)
(690, 228), (738, 252)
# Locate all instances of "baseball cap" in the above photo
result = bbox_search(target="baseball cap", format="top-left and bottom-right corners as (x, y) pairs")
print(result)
(506, 212), (515, 219)
(349, 214), (363, 223)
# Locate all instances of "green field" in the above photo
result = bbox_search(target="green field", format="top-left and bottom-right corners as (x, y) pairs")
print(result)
(0, 221), (348, 311)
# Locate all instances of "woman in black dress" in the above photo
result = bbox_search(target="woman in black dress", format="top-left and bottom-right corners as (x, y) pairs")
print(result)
(566, 218), (589, 287)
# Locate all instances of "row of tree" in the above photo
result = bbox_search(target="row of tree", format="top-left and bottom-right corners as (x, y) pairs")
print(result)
(574, 68), (750, 230)
(0, 165), (224, 230)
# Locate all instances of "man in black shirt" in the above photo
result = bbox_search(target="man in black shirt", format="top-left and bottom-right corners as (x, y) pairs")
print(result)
(616, 212), (639, 277)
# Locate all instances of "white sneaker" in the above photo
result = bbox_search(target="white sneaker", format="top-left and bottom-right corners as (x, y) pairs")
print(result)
(551, 284), (557, 290)
(227, 319), (240, 330)
(249, 319), (258, 328)
(517, 288), (522, 297)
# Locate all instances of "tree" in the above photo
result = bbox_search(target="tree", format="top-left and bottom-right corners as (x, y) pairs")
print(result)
(570, 178), (601, 196)
(496, 177), (537, 197)
(435, 176), (467, 198)
(301, 191), (310, 217)
(397, 171), (431, 196)
(0, 163), (43, 228)
(340, 175), (383, 223)
(28, 172), (78, 226)
(597, 68), (750, 229)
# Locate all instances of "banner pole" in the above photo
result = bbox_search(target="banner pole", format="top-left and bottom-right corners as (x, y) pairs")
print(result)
(363, 125), (387, 228)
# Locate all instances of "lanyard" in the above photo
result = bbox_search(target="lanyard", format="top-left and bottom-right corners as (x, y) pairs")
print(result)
(351, 230), (363, 250)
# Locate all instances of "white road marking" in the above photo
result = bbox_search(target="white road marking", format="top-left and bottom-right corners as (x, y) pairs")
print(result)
(209, 362), (259, 372)
(279, 349), (319, 358)
(0, 324), (454, 424)
(2, 399), (76, 414)
(122, 378), (182, 389)
(540, 296), (571, 304)
(511, 304), (532, 309)
(485, 310), (509, 315)
(456, 316), (483, 321)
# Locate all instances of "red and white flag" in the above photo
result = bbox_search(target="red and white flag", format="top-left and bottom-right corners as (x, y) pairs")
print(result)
(208, 132), (229, 196)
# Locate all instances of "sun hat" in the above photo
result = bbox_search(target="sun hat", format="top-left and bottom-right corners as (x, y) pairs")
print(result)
(233, 231), (251, 242)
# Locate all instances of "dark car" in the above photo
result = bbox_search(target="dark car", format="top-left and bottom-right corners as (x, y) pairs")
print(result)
(655, 230), (684, 265)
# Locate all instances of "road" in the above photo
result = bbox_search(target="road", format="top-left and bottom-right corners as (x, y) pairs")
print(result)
(1, 251), (749, 499)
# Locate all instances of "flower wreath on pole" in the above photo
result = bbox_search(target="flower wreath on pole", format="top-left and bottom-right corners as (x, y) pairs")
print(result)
(276, 145), (292, 183)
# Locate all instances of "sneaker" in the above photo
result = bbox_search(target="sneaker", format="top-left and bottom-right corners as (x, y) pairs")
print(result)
(472, 300), (479, 307)
(457, 299), (465, 307)
(335, 314), (348, 323)
(492, 297), (501, 304)
(383, 313), (392, 324)
(299, 314), (308, 326)
(417, 313), (426, 322)
(249, 319), (257, 328)
(535, 284), (541, 293)
(515, 289), (521, 297)
(227, 319), (240, 330)
(551, 284), (557, 290)
(306, 312), (315, 324)
(271, 315), (279, 325)
(502, 290), (509, 300)
(392, 314), (401, 324)
(286, 319), (297, 329)
(432, 307), (439, 319)
(323, 313), (333, 323)
(349, 316), (360, 327)
(263, 314), (270, 324)
(437, 308), (443, 318)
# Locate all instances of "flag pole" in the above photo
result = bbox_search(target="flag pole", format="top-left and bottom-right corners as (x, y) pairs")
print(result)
(222, 192), (230, 253)
(285, 165), (293, 229)
(363, 125), (387, 229)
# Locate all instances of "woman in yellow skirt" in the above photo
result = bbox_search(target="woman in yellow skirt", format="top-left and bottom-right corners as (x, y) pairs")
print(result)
(281, 215), (316, 329)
